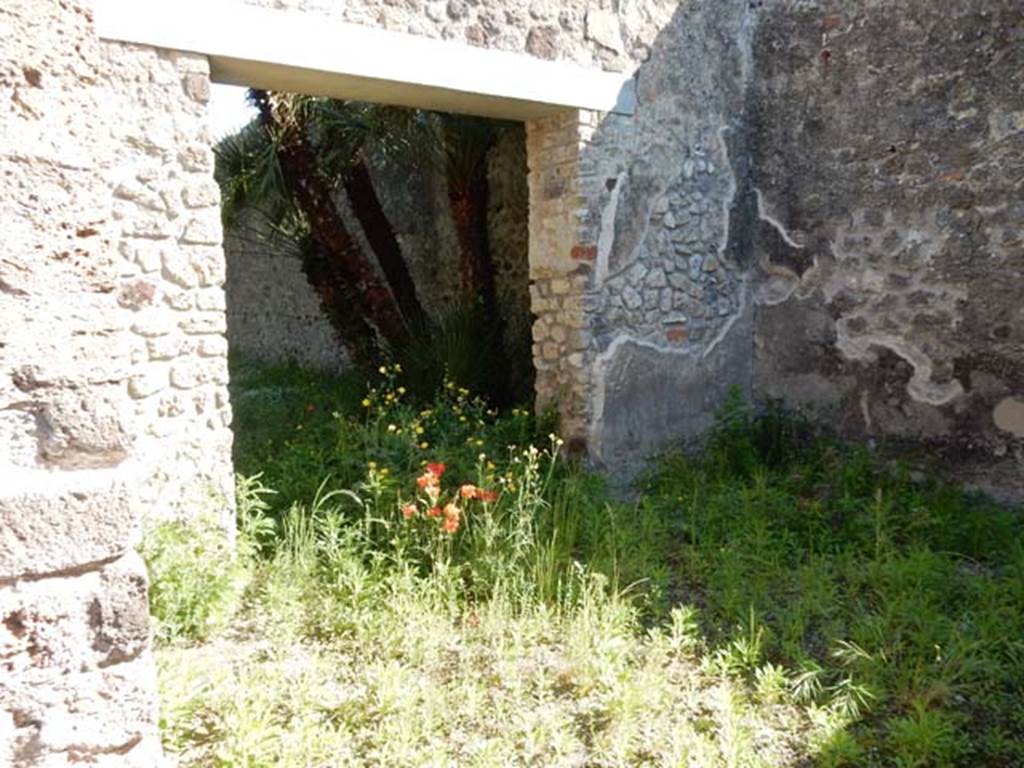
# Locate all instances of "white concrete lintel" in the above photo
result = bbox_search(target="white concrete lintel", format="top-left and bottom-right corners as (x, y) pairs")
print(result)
(93, 0), (636, 120)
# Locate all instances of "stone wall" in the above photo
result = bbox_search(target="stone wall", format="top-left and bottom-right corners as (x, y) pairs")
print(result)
(522, 0), (1024, 495)
(224, 214), (346, 371)
(747, 0), (1024, 499)
(243, 0), (672, 72)
(1, 1), (228, 764)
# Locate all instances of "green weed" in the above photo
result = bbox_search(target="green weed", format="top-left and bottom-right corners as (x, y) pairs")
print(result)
(152, 362), (1024, 766)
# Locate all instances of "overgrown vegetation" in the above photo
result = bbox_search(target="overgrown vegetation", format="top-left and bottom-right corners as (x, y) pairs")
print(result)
(148, 362), (1024, 767)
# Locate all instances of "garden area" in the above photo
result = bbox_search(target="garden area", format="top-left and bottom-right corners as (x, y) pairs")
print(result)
(144, 360), (1024, 767)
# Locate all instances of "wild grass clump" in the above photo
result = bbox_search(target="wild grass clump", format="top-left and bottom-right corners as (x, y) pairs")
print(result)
(153, 362), (1024, 767)
(141, 477), (274, 643)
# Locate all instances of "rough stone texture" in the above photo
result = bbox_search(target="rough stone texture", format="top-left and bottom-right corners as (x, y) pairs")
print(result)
(487, 125), (532, 367)
(1, 1), (229, 764)
(242, 0), (676, 73)
(0, 554), (159, 766)
(746, 1), (1024, 499)
(578, 3), (757, 469)
(525, 111), (592, 439)
(3, 0), (1023, 761)
(224, 212), (347, 371)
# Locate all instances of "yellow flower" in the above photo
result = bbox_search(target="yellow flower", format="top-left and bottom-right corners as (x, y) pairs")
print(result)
(394, 363), (403, 373)
(398, 386), (406, 395)
(415, 426), (424, 435)
(378, 366), (388, 375)
(420, 441), (429, 449)
(361, 398), (371, 408)
(380, 468), (390, 477)
(387, 424), (397, 432)
(487, 461), (496, 471)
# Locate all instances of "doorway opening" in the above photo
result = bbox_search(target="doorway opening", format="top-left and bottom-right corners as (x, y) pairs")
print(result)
(210, 85), (533, 506)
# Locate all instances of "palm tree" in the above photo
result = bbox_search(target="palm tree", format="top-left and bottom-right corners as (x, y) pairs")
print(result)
(215, 90), (520, 400)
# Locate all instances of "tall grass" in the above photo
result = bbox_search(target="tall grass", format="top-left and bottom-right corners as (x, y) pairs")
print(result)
(148, 363), (1024, 767)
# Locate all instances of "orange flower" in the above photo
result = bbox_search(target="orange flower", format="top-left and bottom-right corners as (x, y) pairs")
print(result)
(442, 503), (461, 534)
(426, 506), (443, 518)
(401, 503), (416, 520)
(426, 462), (446, 479)
(459, 484), (498, 502)
(416, 473), (435, 490)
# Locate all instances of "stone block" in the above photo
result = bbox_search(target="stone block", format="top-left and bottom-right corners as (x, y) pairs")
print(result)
(164, 288), (195, 311)
(34, 390), (130, 470)
(179, 313), (227, 335)
(161, 247), (199, 289)
(190, 246), (227, 287)
(198, 336), (228, 358)
(0, 472), (135, 579)
(177, 143), (213, 172)
(131, 311), (174, 338)
(170, 358), (228, 389)
(196, 288), (227, 312)
(117, 279), (158, 310)
(182, 72), (210, 103)
(181, 178), (221, 209)
(179, 217), (222, 246)
(129, 365), (168, 399)
(0, 556), (159, 764)
(146, 336), (191, 361)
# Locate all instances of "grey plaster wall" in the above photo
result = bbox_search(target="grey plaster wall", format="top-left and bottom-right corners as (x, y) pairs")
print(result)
(528, 0), (1023, 496)
(746, 1), (1024, 498)
(578, 3), (758, 470)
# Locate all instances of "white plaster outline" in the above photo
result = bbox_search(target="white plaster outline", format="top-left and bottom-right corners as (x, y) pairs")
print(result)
(595, 171), (626, 286)
(835, 320), (964, 406)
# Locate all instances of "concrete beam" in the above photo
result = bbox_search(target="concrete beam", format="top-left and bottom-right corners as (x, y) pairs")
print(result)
(93, 0), (636, 120)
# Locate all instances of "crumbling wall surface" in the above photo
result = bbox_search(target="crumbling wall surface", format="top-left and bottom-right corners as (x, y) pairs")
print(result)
(0, 1), (228, 764)
(569, 2), (759, 469)
(748, 1), (1024, 497)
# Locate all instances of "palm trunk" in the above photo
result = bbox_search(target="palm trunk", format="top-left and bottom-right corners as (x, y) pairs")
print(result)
(343, 159), (427, 331)
(252, 90), (409, 352)
(448, 150), (509, 402)
(297, 237), (379, 364)
(449, 169), (497, 314)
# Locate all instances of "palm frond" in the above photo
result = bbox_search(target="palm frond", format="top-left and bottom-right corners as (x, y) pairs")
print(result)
(302, 98), (444, 181)
(213, 119), (294, 228)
